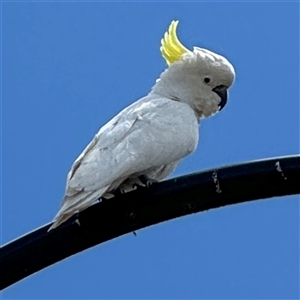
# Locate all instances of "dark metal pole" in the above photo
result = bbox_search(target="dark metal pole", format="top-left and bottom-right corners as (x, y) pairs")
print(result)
(1, 155), (299, 290)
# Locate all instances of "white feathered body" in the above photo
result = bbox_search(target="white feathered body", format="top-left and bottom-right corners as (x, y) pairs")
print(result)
(49, 94), (199, 229)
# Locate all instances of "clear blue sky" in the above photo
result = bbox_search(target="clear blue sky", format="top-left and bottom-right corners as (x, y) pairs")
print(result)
(2, 2), (299, 299)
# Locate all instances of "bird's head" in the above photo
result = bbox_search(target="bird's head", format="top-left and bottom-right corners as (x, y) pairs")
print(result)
(151, 20), (235, 119)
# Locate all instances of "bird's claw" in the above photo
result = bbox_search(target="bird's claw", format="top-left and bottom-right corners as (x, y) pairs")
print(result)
(137, 175), (158, 188)
(103, 175), (157, 198)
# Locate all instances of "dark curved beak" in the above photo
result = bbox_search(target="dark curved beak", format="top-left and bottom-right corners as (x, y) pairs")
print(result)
(212, 85), (228, 111)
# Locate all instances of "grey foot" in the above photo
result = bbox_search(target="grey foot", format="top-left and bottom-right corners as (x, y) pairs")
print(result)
(131, 175), (157, 191)
(137, 175), (158, 188)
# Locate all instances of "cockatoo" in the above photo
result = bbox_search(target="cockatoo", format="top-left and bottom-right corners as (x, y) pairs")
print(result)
(48, 20), (235, 231)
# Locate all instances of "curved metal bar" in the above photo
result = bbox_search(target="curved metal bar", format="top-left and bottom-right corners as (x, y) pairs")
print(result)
(1, 155), (299, 290)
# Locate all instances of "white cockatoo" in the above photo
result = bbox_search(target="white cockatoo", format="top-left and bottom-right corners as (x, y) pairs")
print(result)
(48, 20), (235, 231)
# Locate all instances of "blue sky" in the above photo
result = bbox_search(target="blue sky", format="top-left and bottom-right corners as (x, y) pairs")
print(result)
(2, 1), (299, 299)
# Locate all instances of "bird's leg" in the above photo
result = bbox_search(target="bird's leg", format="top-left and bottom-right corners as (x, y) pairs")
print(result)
(136, 175), (158, 188)
(107, 175), (158, 197)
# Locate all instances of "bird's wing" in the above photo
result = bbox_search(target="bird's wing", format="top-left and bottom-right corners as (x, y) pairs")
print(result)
(50, 112), (140, 227)
(65, 109), (140, 195)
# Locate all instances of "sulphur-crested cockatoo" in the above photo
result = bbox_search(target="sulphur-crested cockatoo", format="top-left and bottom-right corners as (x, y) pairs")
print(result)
(48, 20), (235, 231)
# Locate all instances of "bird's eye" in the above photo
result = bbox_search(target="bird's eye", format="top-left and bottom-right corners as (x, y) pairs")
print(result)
(204, 77), (211, 84)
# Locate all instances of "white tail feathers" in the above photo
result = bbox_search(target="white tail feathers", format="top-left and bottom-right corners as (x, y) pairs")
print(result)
(47, 187), (109, 232)
(47, 213), (75, 232)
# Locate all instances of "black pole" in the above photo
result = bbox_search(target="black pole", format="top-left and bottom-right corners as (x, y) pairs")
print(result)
(1, 155), (299, 290)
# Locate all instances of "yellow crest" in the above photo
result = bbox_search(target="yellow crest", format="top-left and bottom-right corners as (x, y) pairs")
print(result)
(160, 20), (190, 66)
